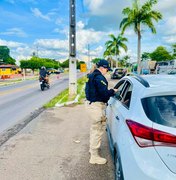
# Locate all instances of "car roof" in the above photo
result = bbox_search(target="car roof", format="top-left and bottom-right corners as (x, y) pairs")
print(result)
(125, 74), (176, 97)
(126, 74), (176, 87)
(141, 75), (176, 87)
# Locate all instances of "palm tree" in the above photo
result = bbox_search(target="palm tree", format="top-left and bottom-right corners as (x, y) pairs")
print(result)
(104, 34), (128, 67)
(120, 0), (162, 74)
(103, 46), (114, 68)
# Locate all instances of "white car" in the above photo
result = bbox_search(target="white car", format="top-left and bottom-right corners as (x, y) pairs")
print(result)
(106, 74), (176, 180)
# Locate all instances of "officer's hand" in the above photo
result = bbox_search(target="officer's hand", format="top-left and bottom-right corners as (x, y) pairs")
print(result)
(113, 88), (118, 93)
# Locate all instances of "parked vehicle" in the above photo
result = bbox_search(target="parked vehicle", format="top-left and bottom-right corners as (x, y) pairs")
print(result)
(39, 76), (50, 91)
(111, 68), (126, 79)
(141, 60), (156, 74)
(106, 74), (176, 180)
(167, 69), (176, 75)
(158, 60), (176, 74)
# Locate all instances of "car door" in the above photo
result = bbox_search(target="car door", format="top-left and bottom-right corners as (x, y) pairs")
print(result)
(107, 80), (126, 134)
(108, 80), (132, 144)
(112, 81), (132, 144)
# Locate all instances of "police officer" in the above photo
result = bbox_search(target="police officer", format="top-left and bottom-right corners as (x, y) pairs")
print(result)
(85, 59), (117, 165)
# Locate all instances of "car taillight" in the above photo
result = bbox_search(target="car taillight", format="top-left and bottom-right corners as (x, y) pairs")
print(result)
(126, 120), (176, 147)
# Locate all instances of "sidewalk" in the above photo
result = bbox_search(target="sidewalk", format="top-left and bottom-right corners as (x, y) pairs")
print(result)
(0, 104), (114, 180)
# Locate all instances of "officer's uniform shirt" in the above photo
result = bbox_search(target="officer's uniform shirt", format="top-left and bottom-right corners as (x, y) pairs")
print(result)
(87, 69), (114, 103)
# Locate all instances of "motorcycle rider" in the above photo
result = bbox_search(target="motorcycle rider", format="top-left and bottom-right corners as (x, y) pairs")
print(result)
(39, 66), (50, 84)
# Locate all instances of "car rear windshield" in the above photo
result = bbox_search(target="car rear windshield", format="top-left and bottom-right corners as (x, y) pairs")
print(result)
(115, 69), (123, 74)
(142, 95), (176, 128)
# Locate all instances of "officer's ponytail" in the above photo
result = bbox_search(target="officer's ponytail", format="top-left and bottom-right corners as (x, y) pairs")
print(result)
(89, 64), (97, 74)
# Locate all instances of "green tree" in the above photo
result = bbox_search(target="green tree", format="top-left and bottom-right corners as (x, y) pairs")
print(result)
(105, 34), (128, 67)
(91, 58), (102, 64)
(60, 59), (69, 68)
(123, 55), (130, 67)
(0, 46), (16, 64)
(20, 60), (31, 69)
(141, 52), (151, 61)
(150, 46), (173, 61)
(20, 57), (59, 74)
(120, 0), (162, 73)
(103, 48), (113, 67)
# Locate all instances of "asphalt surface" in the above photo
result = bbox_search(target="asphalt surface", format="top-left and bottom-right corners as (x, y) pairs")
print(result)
(0, 73), (84, 134)
(0, 104), (115, 180)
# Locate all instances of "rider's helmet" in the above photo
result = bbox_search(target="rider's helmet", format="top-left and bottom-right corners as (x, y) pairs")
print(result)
(41, 66), (46, 70)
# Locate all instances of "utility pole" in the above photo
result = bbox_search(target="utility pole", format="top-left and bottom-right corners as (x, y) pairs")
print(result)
(87, 44), (90, 70)
(36, 45), (39, 57)
(69, 0), (77, 96)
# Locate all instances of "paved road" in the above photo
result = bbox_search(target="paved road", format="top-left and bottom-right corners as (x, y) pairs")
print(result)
(0, 73), (118, 180)
(0, 73), (84, 134)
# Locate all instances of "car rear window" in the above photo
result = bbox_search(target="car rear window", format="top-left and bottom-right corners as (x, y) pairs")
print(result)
(142, 95), (176, 128)
(115, 69), (123, 75)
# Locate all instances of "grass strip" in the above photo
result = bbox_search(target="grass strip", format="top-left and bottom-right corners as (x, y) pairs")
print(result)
(44, 76), (87, 108)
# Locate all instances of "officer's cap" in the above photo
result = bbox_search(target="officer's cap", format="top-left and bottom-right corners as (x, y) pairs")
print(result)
(96, 59), (112, 71)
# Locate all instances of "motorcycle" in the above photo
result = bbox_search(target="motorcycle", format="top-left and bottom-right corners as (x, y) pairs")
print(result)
(39, 76), (50, 91)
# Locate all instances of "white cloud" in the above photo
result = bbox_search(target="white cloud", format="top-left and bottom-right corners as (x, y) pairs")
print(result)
(0, 28), (27, 37)
(163, 36), (176, 44)
(0, 39), (25, 48)
(76, 21), (106, 56)
(0, 39), (32, 62)
(13, 47), (32, 61)
(84, 0), (129, 16)
(123, 29), (135, 36)
(84, 0), (104, 14)
(156, 0), (176, 15)
(77, 21), (85, 29)
(163, 16), (176, 35)
(34, 39), (68, 50)
(31, 8), (51, 21)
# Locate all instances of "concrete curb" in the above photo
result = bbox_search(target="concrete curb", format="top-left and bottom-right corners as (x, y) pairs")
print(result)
(55, 84), (85, 107)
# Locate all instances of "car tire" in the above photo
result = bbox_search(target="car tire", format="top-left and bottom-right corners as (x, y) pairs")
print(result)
(115, 152), (124, 180)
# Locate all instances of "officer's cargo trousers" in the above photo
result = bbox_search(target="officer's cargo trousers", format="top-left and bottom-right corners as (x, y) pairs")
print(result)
(85, 101), (106, 153)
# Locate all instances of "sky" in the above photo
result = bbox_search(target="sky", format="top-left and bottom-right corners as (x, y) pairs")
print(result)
(0, 0), (176, 64)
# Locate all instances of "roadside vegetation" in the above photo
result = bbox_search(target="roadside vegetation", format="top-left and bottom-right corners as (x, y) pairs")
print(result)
(43, 76), (86, 108)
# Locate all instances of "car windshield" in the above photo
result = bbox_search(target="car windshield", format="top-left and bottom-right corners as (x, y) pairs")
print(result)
(142, 95), (176, 128)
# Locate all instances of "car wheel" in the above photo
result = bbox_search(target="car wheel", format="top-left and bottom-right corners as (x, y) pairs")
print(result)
(115, 152), (124, 180)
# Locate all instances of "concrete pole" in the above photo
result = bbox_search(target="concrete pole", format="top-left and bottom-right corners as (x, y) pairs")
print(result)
(87, 44), (90, 70)
(69, 57), (77, 95)
(23, 68), (26, 80)
(69, 0), (77, 96)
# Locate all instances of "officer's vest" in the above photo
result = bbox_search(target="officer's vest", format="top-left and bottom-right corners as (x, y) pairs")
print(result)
(85, 72), (99, 102)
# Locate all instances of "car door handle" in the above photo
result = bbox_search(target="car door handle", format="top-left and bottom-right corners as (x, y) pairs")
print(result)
(116, 116), (119, 121)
